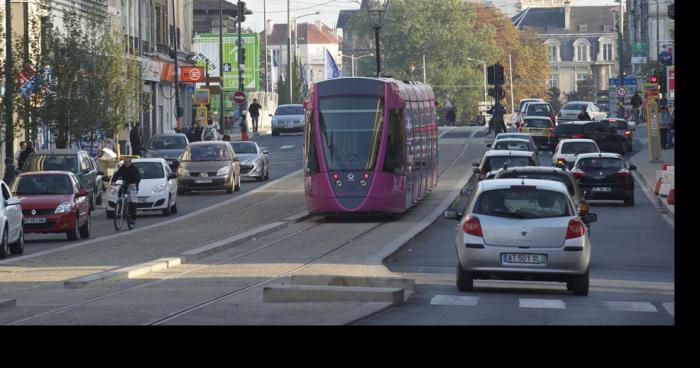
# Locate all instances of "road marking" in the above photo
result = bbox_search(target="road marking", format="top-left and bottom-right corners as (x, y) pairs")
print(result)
(519, 298), (566, 309)
(606, 301), (658, 312)
(662, 302), (674, 317)
(430, 294), (479, 306)
(280, 145), (295, 150)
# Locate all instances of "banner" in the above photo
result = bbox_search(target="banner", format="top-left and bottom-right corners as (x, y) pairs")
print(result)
(324, 49), (341, 80)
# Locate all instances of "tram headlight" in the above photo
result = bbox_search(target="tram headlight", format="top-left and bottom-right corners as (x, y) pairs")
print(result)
(359, 180), (368, 187)
(335, 180), (343, 187)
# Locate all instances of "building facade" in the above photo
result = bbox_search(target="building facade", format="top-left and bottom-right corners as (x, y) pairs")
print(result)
(627, 0), (674, 72)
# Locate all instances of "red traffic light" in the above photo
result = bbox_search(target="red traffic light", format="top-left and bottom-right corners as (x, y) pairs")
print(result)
(650, 76), (658, 83)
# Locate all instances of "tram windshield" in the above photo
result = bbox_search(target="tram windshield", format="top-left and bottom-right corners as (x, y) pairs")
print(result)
(318, 96), (384, 172)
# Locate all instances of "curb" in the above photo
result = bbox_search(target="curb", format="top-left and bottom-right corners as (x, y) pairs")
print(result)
(629, 157), (674, 221)
(0, 298), (16, 309)
(289, 274), (415, 292)
(180, 221), (288, 262)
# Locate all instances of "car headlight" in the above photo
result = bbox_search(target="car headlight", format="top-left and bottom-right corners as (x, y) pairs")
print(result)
(55, 201), (73, 214)
(242, 158), (257, 166)
(152, 183), (167, 194)
(271, 118), (278, 125)
(217, 166), (231, 176)
(178, 168), (190, 177)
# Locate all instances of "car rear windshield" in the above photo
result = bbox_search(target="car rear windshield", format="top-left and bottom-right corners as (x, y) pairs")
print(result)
(275, 106), (304, 115)
(14, 175), (73, 195)
(497, 172), (575, 196)
(605, 120), (629, 130)
(526, 104), (552, 115)
(23, 154), (79, 174)
(149, 135), (187, 149)
(523, 119), (552, 128)
(561, 142), (598, 154)
(230, 142), (257, 154)
(493, 141), (530, 151)
(486, 156), (534, 171)
(181, 145), (230, 161)
(553, 124), (584, 134)
(474, 188), (573, 219)
(519, 100), (540, 110)
(576, 157), (623, 170)
(563, 103), (589, 111)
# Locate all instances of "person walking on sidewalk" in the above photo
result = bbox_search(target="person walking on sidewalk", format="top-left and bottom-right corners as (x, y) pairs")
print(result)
(659, 106), (671, 149)
(248, 99), (262, 133)
(129, 123), (142, 156)
(446, 108), (456, 127)
(631, 92), (642, 122)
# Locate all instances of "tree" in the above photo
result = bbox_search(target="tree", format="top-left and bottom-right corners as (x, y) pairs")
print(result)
(277, 57), (303, 105)
(565, 75), (595, 102)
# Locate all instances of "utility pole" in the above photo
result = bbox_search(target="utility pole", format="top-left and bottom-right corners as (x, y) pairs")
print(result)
(4, 0), (15, 182)
(618, 1), (625, 118)
(264, 0), (268, 92)
(172, 0), (181, 131)
(287, 0), (292, 103)
(219, 0), (225, 127)
(422, 55), (426, 83)
(237, 0), (245, 122)
(509, 53), (515, 115)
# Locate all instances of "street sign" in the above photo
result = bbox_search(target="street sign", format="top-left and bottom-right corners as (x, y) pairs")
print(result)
(186, 85), (195, 94)
(193, 89), (210, 105)
(645, 100), (663, 162)
(196, 105), (208, 126)
(616, 86), (627, 97)
(632, 42), (647, 64)
(223, 63), (232, 72)
(233, 91), (246, 105)
(667, 66), (675, 100)
(180, 67), (205, 83)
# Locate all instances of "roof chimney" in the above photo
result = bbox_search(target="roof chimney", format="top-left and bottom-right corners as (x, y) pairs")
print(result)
(564, 0), (571, 30)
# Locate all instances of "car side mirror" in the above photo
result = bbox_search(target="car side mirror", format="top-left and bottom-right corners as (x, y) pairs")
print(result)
(168, 173), (177, 180)
(583, 213), (597, 223)
(263, 150), (269, 155)
(443, 210), (462, 220)
(628, 165), (637, 171)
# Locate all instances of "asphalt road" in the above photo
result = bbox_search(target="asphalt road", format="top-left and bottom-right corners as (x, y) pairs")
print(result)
(354, 131), (675, 325)
(20, 133), (305, 257)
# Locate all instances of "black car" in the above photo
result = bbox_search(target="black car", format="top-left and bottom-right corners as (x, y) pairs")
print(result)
(20, 149), (103, 208)
(571, 153), (636, 206)
(549, 121), (627, 155)
(602, 118), (634, 152)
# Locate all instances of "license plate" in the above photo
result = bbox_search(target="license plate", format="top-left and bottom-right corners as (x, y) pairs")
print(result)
(592, 187), (612, 192)
(501, 253), (547, 265)
(195, 179), (213, 184)
(23, 217), (47, 224)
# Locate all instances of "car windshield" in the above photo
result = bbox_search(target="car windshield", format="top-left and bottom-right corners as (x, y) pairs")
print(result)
(231, 142), (257, 154)
(519, 100), (540, 110)
(577, 158), (624, 170)
(181, 145), (230, 161)
(14, 175), (73, 195)
(474, 188), (572, 219)
(149, 135), (187, 149)
(524, 119), (552, 128)
(23, 154), (79, 174)
(563, 103), (589, 111)
(498, 172), (575, 196)
(526, 104), (552, 115)
(493, 141), (530, 151)
(486, 156), (534, 171)
(134, 162), (165, 179)
(275, 106), (305, 115)
(561, 142), (598, 154)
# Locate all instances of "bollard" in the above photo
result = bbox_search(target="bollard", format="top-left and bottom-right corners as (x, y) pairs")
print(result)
(668, 189), (675, 205)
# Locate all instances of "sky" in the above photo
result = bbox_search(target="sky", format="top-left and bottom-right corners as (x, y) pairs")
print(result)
(241, 0), (622, 33)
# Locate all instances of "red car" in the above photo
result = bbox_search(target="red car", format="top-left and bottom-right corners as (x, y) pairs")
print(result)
(12, 171), (91, 241)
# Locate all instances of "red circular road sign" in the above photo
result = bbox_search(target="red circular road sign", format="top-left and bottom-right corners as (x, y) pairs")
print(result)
(233, 91), (247, 105)
(616, 86), (627, 97)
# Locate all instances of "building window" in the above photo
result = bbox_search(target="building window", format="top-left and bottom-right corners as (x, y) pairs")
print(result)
(545, 39), (560, 63)
(603, 43), (613, 61)
(599, 37), (614, 62)
(549, 45), (557, 62)
(579, 24), (588, 32)
(550, 74), (559, 89)
(574, 39), (590, 62)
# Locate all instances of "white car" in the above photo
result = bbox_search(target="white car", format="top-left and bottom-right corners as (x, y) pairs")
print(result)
(552, 139), (600, 170)
(514, 98), (544, 128)
(557, 101), (607, 124)
(0, 180), (24, 258)
(106, 158), (178, 218)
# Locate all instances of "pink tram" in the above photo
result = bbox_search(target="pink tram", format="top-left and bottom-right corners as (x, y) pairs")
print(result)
(303, 77), (439, 215)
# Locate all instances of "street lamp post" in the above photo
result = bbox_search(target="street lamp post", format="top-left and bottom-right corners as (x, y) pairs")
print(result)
(367, 0), (389, 78)
(292, 11), (321, 88)
(341, 54), (374, 77)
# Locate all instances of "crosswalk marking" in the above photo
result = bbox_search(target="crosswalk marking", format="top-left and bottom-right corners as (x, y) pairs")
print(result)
(430, 295), (480, 306)
(605, 301), (658, 312)
(519, 298), (566, 309)
(280, 145), (295, 150)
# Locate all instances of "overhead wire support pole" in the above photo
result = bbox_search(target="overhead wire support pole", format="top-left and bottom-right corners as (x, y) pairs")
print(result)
(4, 0), (15, 182)
(287, 0), (292, 103)
(509, 54), (515, 115)
(219, 0), (225, 127)
(172, 0), (181, 131)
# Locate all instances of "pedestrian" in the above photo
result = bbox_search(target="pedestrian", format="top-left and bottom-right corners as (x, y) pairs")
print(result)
(658, 106), (671, 149)
(240, 112), (249, 141)
(666, 108), (675, 149)
(446, 108), (456, 127)
(117, 123), (130, 156)
(129, 123), (142, 156)
(631, 92), (642, 122)
(248, 98), (263, 133)
(14, 141), (26, 170)
(18, 142), (34, 172)
(577, 106), (591, 121)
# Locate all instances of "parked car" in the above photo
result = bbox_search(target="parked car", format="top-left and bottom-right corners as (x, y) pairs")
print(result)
(602, 117), (635, 153)
(142, 133), (190, 171)
(20, 149), (103, 209)
(12, 171), (91, 241)
(106, 158), (178, 218)
(177, 141), (241, 194)
(445, 179), (596, 295)
(488, 138), (536, 153)
(557, 101), (607, 124)
(0, 180), (24, 258)
(229, 141), (270, 181)
(472, 150), (539, 181)
(270, 104), (305, 136)
(571, 153), (636, 206)
(519, 116), (555, 148)
(552, 139), (600, 170)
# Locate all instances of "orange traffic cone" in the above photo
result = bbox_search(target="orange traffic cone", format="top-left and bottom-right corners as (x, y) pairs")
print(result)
(668, 189), (675, 205)
(654, 178), (662, 195)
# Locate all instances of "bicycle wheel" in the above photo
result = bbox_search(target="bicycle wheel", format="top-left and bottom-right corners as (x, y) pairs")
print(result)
(126, 202), (135, 230)
(114, 199), (125, 231)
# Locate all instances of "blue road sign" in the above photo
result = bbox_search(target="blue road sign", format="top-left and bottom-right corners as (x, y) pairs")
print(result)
(223, 63), (232, 72)
(609, 77), (637, 86)
(186, 84), (195, 94)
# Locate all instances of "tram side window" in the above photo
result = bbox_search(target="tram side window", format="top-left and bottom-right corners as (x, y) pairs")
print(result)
(304, 108), (320, 175)
(383, 108), (405, 174)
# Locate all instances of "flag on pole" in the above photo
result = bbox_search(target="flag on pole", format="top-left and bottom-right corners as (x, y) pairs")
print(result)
(324, 49), (341, 80)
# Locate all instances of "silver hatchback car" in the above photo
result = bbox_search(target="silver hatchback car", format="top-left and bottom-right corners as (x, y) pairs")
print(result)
(445, 179), (597, 295)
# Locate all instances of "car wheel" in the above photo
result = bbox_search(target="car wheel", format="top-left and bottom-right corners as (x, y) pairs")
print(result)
(177, 187), (185, 195)
(163, 196), (172, 216)
(67, 216), (79, 241)
(0, 226), (10, 259)
(171, 202), (178, 214)
(624, 194), (635, 206)
(79, 214), (91, 239)
(106, 210), (114, 219)
(257, 165), (265, 182)
(572, 269), (589, 296)
(9, 227), (24, 255)
(456, 262), (474, 292)
(234, 174), (241, 191)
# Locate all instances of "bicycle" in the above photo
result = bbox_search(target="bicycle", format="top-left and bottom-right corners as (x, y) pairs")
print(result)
(113, 180), (137, 231)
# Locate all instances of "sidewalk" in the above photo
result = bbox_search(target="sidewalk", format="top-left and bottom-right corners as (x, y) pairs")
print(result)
(628, 125), (674, 219)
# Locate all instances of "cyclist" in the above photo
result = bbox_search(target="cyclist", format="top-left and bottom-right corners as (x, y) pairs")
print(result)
(112, 157), (141, 222)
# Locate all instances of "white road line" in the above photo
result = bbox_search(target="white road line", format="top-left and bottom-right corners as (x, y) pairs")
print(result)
(280, 145), (295, 150)
(662, 302), (674, 317)
(519, 298), (566, 309)
(606, 301), (658, 312)
(430, 294), (479, 306)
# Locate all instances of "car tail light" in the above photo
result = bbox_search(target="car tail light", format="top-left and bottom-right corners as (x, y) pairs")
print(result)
(550, 114), (556, 121)
(549, 133), (557, 139)
(566, 219), (585, 239)
(573, 134), (586, 138)
(615, 169), (631, 177)
(624, 130), (632, 136)
(463, 215), (483, 237)
(571, 168), (586, 178)
(518, 127), (523, 132)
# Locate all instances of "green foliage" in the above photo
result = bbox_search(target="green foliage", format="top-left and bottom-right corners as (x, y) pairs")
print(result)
(565, 75), (595, 102)
(548, 87), (562, 112)
(277, 57), (304, 105)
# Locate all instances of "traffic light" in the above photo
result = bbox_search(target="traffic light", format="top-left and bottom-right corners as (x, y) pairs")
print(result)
(487, 62), (505, 85)
(238, 1), (252, 22)
(239, 47), (246, 65)
(649, 75), (657, 84)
